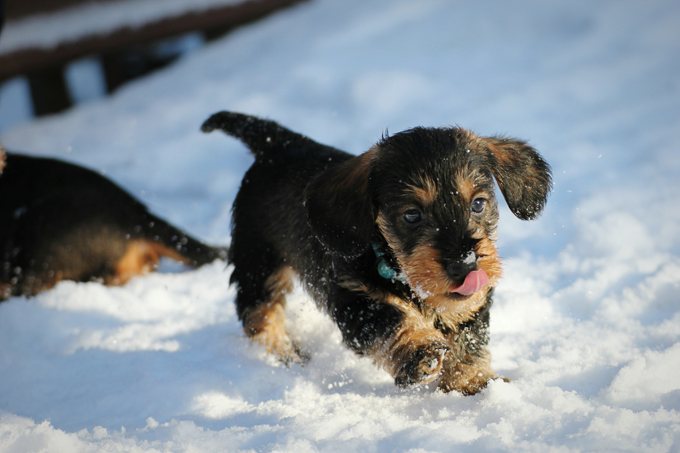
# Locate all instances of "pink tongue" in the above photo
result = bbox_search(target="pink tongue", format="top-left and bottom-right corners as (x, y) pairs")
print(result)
(450, 269), (489, 296)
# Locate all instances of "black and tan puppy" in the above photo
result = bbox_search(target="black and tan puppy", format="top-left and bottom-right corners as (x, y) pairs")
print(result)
(202, 111), (551, 394)
(0, 151), (227, 300)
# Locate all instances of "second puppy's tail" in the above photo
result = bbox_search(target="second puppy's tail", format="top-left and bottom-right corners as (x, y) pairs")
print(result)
(140, 213), (228, 267)
(201, 111), (318, 158)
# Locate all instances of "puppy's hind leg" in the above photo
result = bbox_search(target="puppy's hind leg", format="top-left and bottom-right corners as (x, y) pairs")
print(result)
(246, 267), (307, 365)
(232, 253), (305, 365)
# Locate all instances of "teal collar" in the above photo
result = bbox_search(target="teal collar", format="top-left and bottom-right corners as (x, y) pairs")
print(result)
(372, 243), (406, 282)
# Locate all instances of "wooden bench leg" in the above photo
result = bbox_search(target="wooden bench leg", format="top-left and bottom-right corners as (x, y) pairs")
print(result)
(27, 66), (71, 116)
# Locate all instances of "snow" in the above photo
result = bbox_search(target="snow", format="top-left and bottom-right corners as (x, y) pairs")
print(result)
(1, 0), (680, 451)
(63, 57), (108, 105)
(0, 78), (33, 131)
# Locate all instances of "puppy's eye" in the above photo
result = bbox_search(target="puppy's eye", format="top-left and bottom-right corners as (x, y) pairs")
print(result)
(403, 209), (423, 224)
(471, 198), (486, 214)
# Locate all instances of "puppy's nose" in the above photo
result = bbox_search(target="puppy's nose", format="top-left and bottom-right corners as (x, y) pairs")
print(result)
(446, 256), (477, 282)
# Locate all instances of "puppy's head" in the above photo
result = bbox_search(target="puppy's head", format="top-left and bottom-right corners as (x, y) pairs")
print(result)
(305, 127), (552, 313)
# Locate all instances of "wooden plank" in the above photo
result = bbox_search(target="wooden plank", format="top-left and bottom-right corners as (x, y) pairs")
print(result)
(6, 0), (91, 21)
(0, 0), (306, 81)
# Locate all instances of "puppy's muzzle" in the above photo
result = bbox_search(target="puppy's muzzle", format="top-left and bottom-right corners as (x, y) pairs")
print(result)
(445, 254), (478, 283)
(446, 252), (489, 296)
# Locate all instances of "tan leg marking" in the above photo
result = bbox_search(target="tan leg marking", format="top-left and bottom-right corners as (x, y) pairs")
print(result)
(438, 352), (499, 395)
(109, 240), (188, 286)
(243, 267), (304, 364)
(372, 296), (449, 387)
(0, 282), (12, 300)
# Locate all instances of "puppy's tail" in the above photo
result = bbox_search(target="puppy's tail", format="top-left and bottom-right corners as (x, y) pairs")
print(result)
(140, 213), (228, 267)
(201, 111), (316, 157)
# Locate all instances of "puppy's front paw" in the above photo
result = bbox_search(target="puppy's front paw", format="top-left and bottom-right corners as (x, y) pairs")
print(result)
(251, 329), (308, 366)
(394, 343), (449, 388)
(437, 354), (498, 395)
(281, 342), (311, 367)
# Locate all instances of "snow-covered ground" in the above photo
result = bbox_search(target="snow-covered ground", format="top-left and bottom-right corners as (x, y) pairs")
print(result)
(1, 0), (679, 451)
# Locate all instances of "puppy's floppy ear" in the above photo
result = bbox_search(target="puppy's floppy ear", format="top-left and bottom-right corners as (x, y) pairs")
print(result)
(304, 147), (378, 258)
(484, 137), (552, 220)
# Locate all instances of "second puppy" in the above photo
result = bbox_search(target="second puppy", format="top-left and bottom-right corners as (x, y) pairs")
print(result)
(0, 151), (227, 300)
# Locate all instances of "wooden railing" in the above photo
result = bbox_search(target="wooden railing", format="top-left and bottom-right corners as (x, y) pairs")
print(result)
(0, 0), (306, 116)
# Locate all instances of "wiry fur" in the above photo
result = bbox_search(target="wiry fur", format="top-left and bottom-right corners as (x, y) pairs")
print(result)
(203, 111), (551, 393)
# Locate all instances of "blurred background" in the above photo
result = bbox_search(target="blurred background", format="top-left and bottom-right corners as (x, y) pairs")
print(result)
(0, 0), (305, 132)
